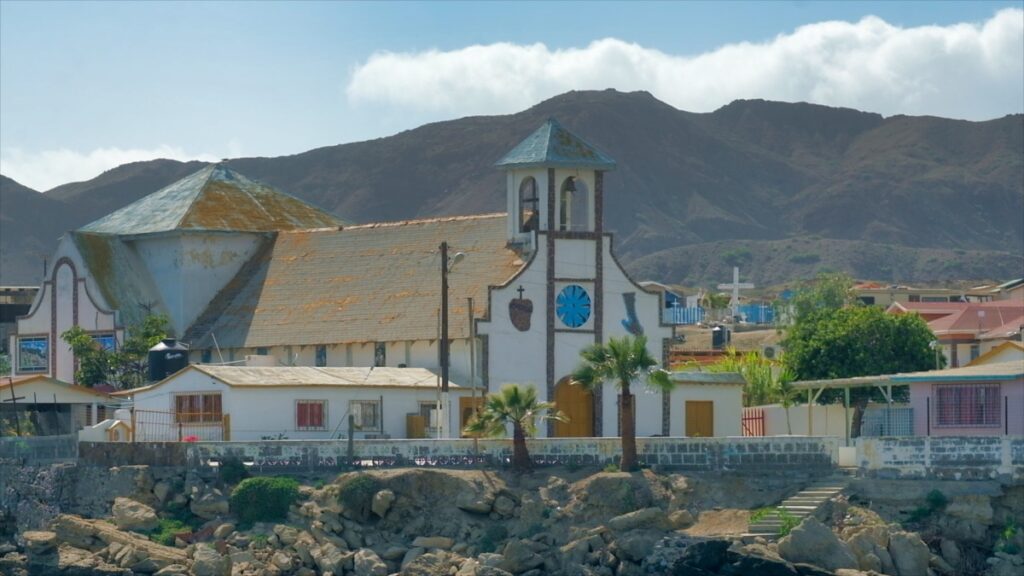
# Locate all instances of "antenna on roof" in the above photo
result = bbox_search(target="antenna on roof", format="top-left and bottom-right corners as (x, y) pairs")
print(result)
(211, 333), (225, 364)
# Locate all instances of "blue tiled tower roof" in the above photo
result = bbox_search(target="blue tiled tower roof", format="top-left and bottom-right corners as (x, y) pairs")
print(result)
(495, 118), (616, 170)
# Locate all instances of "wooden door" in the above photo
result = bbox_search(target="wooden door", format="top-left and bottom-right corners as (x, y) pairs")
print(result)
(459, 396), (485, 437)
(553, 378), (594, 437)
(685, 401), (714, 437)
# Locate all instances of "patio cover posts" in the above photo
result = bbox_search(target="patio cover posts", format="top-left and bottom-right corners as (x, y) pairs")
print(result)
(791, 375), (894, 446)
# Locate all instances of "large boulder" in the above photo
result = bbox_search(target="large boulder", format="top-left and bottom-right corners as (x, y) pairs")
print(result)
(353, 548), (388, 576)
(456, 491), (495, 514)
(499, 539), (544, 574)
(371, 489), (396, 518)
(777, 518), (858, 572)
(610, 530), (662, 563)
(191, 544), (231, 576)
(111, 498), (159, 532)
(888, 531), (930, 576)
(51, 514), (187, 571)
(190, 489), (229, 520)
(607, 507), (671, 532)
(412, 536), (455, 550)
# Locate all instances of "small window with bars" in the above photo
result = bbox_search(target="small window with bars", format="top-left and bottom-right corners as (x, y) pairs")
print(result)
(315, 345), (327, 367)
(934, 384), (1000, 427)
(296, 400), (327, 431)
(351, 400), (381, 432)
(174, 393), (222, 423)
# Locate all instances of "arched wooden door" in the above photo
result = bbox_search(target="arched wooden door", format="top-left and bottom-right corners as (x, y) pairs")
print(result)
(553, 377), (594, 437)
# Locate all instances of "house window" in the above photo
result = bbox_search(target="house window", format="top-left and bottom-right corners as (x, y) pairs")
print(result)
(858, 296), (875, 306)
(934, 384), (1000, 427)
(351, 400), (381, 432)
(91, 333), (117, 351)
(256, 347), (268, 356)
(174, 393), (223, 423)
(17, 336), (49, 373)
(519, 177), (538, 233)
(908, 295), (921, 302)
(374, 343), (386, 367)
(201, 349), (212, 363)
(970, 344), (980, 362)
(296, 400), (327, 431)
(316, 345), (327, 367)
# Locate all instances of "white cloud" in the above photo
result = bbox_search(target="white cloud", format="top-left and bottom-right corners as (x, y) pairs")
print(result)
(347, 8), (1023, 121)
(0, 145), (220, 192)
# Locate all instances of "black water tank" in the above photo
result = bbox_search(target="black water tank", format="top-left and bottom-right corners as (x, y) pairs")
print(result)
(711, 326), (725, 349)
(148, 338), (190, 382)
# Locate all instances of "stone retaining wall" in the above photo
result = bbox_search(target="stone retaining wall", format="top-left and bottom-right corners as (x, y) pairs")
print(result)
(185, 436), (840, 474)
(857, 436), (1024, 481)
(79, 441), (188, 467)
(0, 435), (77, 464)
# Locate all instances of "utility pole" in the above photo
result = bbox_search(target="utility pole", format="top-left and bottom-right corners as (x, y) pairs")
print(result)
(440, 241), (450, 438)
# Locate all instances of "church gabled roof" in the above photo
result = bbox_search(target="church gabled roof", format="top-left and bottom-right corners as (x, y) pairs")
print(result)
(495, 118), (616, 170)
(79, 165), (342, 235)
(183, 213), (527, 348)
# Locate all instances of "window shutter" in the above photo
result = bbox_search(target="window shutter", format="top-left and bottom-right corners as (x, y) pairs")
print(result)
(310, 402), (323, 428)
(297, 403), (309, 428)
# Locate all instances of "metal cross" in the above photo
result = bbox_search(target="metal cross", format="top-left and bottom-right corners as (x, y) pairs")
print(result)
(517, 285), (525, 299)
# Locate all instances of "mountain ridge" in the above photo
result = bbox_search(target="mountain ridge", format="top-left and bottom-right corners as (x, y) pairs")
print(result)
(2, 90), (1021, 286)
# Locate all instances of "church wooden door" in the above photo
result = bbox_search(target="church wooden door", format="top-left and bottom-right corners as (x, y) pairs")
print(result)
(553, 378), (594, 437)
(685, 401), (714, 437)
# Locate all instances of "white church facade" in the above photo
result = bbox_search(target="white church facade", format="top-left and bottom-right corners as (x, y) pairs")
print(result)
(12, 119), (673, 438)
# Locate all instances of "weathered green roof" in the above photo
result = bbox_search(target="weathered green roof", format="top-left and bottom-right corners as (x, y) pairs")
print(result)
(495, 119), (616, 170)
(80, 165), (341, 235)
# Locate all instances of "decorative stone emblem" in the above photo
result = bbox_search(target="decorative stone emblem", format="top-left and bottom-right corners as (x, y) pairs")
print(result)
(509, 285), (533, 332)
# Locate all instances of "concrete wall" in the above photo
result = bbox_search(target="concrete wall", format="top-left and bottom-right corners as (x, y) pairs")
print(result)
(129, 368), (476, 441)
(186, 436), (839, 474)
(909, 378), (1024, 436)
(0, 434), (78, 464)
(752, 403), (851, 437)
(667, 385), (743, 437)
(857, 436), (1024, 481)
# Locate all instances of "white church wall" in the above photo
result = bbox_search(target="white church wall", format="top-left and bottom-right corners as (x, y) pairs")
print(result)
(554, 239), (598, 280)
(477, 254), (548, 400)
(133, 233), (263, 336)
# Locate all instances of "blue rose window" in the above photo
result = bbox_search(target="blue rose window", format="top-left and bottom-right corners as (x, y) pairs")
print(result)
(556, 284), (592, 328)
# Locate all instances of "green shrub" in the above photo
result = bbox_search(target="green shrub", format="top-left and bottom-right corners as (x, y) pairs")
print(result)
(748, 507), (774, 523)
(219, 457), (249, 485)
(603, 463), (620, 473)
(149, 518), (190, 546)
(925, 489), (948, 511)
(337, 474), (382, 522)
(230, 477), (299, 524)
(777, 509), (800, 537)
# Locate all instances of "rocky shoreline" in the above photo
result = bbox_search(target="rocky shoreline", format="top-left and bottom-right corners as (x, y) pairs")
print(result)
(1, 465), (1021, 576)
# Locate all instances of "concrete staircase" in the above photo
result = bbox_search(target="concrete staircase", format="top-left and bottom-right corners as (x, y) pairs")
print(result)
(746, 475), (850, 539)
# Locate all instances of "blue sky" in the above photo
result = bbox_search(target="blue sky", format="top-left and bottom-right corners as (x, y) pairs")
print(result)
(1, 1), (1022, 191)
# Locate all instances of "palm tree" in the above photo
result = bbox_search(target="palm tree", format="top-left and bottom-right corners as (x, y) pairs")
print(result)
(571, 335), (673, 471)
(464, 384), (566, 472)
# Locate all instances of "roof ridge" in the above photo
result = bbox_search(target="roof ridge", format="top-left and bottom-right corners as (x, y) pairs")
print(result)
(294, 212), (508, 232)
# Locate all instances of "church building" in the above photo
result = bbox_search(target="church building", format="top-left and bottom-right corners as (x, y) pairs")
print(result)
(11, 120), (672, 437)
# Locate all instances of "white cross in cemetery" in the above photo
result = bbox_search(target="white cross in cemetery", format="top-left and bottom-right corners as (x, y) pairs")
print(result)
(717, 266), (754, 320)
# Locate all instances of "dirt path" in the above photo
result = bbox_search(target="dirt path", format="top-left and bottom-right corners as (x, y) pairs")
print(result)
(682, 509), (751, 537)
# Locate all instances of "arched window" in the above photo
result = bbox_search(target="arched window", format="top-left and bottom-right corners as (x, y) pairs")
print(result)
(559, 177), (591, 232)
(518, 177), (538, 233)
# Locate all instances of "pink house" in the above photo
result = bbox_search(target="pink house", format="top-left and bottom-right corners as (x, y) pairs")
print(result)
(896, 361), (1024, 436)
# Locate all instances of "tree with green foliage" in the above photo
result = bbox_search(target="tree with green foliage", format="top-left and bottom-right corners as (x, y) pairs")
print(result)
(788, 272), (856, 324)
(464, 384), (565, 472)
(230, 476), (299, 524)
(60, 313), (170, 389)
(705, 349), (798, 432)
(571, 335), (673, 471)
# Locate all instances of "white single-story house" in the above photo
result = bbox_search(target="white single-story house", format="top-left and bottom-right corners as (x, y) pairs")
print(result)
(112, 365), (483, 441)
(666, 372), (744, 437)
(1, 374), (115, 435)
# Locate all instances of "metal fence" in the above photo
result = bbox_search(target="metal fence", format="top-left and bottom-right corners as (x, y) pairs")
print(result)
(663, 304), (775, 325)
(860, 406), (913, 437)
(0, 434), (78, 464)
(132, 409), (228, 442)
